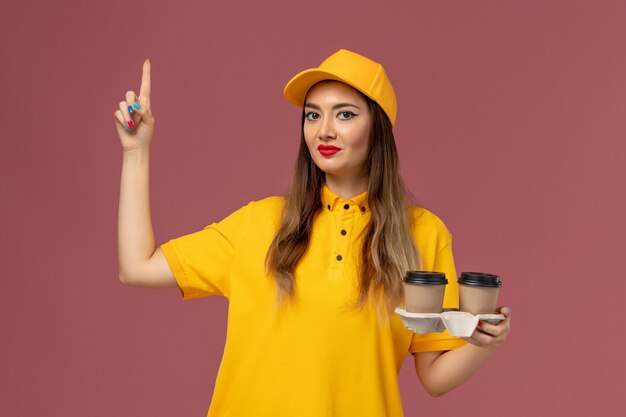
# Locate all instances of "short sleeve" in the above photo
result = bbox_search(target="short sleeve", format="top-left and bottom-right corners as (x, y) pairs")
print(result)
(409, 219), (467, 353)
(160, 203), (252, 300)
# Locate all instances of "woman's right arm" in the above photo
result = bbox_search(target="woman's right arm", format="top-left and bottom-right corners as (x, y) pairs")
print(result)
(114, 59), (176, 288)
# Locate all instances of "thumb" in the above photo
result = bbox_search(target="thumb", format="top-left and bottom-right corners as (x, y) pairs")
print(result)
(498, 306), (512, 318)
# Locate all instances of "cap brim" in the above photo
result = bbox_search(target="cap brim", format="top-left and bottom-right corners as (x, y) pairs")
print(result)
(283, 69), (355, 108)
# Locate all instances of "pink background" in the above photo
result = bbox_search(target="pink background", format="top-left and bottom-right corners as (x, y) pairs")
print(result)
(2, 0), (625, 415)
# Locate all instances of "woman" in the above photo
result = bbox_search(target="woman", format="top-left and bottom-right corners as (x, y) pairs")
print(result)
(114, 49), (511, 417)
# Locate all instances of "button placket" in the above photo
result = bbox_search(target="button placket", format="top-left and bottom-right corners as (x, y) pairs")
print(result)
(333, 202), (356, 270)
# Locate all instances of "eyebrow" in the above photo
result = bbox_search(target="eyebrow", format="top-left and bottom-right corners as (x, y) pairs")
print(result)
(304, 102), (361, 110)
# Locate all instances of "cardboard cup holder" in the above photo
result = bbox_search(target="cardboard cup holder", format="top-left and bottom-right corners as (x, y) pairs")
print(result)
(394, 308), (504, 337)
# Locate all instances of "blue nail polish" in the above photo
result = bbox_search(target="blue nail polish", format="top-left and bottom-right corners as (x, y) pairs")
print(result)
(124, 125), (132, 133)
(133, 102), (141, 110)
(128, 106), (134, 113)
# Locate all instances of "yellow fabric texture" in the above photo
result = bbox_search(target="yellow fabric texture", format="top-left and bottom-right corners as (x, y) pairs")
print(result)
(160, 186), (466, 417)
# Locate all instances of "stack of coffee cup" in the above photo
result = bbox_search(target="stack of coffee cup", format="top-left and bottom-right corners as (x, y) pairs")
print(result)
(398, 270), (504, 336)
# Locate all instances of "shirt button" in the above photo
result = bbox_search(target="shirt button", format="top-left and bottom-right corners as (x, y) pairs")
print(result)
(340, 229), (347, 235)
(343, 204), (350, 210)
(336, 255), (343, 261)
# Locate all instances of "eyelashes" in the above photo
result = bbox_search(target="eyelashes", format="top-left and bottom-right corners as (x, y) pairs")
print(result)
(304, 111), (358, 121)
(305, 112), (320, 121)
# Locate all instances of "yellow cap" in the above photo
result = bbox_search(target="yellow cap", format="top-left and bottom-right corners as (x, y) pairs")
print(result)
(283, 49), (397, 127)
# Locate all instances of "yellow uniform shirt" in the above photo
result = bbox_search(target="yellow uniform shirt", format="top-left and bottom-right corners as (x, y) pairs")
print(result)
(161, 186), (466, 417)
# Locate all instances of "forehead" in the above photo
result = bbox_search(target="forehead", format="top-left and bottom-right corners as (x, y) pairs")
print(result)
(304, 80), (367, 105)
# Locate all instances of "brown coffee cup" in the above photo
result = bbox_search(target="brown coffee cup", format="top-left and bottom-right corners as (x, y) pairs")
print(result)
(458, 272), (502, 315)
(403, 271), (448, 313)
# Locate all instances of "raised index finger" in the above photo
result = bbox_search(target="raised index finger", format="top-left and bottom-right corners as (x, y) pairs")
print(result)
(139, 58), (151, 99)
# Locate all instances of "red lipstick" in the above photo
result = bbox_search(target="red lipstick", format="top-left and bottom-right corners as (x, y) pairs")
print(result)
(318, 145), (341, 157)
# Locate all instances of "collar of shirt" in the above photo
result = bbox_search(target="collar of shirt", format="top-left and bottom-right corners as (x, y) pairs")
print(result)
(321, 185), (368, 213)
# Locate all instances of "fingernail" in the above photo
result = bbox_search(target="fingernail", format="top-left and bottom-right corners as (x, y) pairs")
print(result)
(124, 125), (132, 133)
(128, 106), (134, 113)
(477, 321), (483, 327)
(133, 102), (141, 110)
(506, 307), (512, 315)
(127, 120), (135, 129)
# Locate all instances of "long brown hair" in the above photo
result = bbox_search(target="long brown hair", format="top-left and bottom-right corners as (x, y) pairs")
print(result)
(265, 86), (421, 314)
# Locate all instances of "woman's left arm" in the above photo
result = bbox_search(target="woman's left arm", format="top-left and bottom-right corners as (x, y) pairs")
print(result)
(414, 306), (512, 397)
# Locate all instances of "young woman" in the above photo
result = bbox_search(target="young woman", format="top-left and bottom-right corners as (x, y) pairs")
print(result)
(114, 49), (511, 417)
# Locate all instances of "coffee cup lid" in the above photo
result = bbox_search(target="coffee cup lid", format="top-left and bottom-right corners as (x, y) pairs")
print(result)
(458, 272), (502, 288)
(403, 271), (448, 285)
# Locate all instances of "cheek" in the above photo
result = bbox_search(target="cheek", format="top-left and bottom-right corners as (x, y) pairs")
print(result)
(303, 127), (321, 163)
(303, 125), (316, 148)
(352, 125), (371, 154)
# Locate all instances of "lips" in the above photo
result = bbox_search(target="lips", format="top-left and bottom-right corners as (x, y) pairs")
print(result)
(318, 145), (341, 157)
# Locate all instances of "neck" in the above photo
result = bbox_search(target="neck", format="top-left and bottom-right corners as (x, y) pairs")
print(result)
(325, 173), (368, 200)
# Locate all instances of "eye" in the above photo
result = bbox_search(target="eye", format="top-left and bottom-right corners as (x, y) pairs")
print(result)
(305, 111), (320, 121)
(338, 111), (356, 120)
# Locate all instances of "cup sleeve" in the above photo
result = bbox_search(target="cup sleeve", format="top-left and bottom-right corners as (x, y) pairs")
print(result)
(160, 204), (252, 300)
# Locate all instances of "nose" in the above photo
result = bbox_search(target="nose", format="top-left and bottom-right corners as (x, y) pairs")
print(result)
(318, 115), (337, 141)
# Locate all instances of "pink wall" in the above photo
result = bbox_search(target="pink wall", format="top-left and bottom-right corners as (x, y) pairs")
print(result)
(2, 0), (624, 415)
